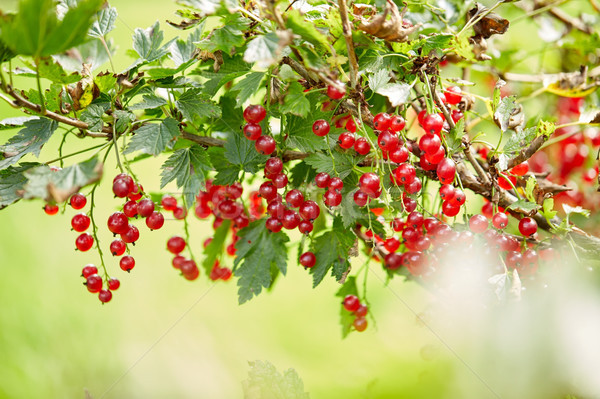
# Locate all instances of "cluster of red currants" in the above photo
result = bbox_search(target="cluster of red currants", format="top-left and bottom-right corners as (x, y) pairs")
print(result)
(342, 295), (368, 332)
(82, 264), (120, 304)
(166, 235), (201, 281)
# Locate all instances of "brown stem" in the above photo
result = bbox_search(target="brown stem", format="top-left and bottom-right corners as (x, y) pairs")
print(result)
(506, 134), (549, 169)
(337, 0), (360, 89)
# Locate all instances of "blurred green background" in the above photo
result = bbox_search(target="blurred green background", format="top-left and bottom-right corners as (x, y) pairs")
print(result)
(0, 1), (461, 398)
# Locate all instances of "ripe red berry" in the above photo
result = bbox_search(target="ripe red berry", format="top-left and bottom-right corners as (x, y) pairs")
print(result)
(75, 233), (94, 251)
(82, 264), (98, 278)
(449, 188), (466, 206)
(329, 177), (343, 192)
(181, 260), (200, 280)
(389, 115), (406, 132)
(338, 132), (355, 149)
(442, 201), (461, 217)
(271, 173), (288, 189)
(281, 210), (301, 230)
(44, 204), (59, 215)
(108, 278), (120, 291)
(137, 199), (155, 218)
(353, 317), (367, 332)
(285, 189), (304, 208)
(384, 237), (400, 252)
(243, 123), (262, 140)
(377, 130), (399, 152)
(394, 163), (416, 185)
(69, 193), (87, 209)
(98, 289), (112, 303)
(146, 211), (165, 230)
(315, 172), (331, 188)
(444, 86), (462, 105)
(107, 212), (129, 235)
(373, 112), (391, 131)
(359, 172), (381, 198)
(110, 239), (127, 256)
(419, 133), (441, 155)
(71, 213), (91, 232)
(312, 119), (330, 136)
(386, 252), (403, 269)
(355, 304), (368, 317)
(498, 173), (516, 190)
(492, 212), (508, 229)
(426, 146), (446, 165)
(86, 274), (103, 293)
(161, 195), (178, 211)
(121, 224), (140, 244)
(127, 183), (143, 201)
(167, 236), (186, 254)
(112, 178), (132, 198)
(451, 109), (463, 123)
(518, 217), (537, 236)
(436, 158), (456, 185)
(439, 184), (455, 201)
(265, 217), (283, 233)
(354, 138), (371, 155)
(405, 177), (422, 194)
(326, 83), (346, 100)
(511, 162), (529, 176)
(389, 146), (409, 163)
(255, 135), (276, 155)
(243, 104), (266, 123)
(123, 200), (138, 218)
(323, 189), (342, 207)
(120, 255), (135, 272)
(353, 190), (369, 207)
(173, 206), (187, 220)
(299, 251), (316, 268)
(469, 214), (488, 233)
(265, 157), (283, 175)
(422, 113), (444, 135)
(299, 200), (320, 221)
(298, 220), (314, 234)
(259, 181), (277, 202)
(403, 196), (417, 213)
(343, 295), (360, 312)
(267, 199), (285, 219)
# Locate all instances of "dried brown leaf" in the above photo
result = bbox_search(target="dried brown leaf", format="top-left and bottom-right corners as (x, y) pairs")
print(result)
(468, 3), (509, 39)
(358, 0), (421, 42)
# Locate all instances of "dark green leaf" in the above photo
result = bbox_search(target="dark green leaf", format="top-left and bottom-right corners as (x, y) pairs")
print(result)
(213, 168), (239, 185)
(124, 117), (180, 156)
(201, 219), (231, 274)
(335, 276), (359, 338)
(169, 27), (202, 67)
(80, 104), (106, 132)
(132, 21), (176, 63)
(234, 220), (289, 304)
(89, 6), (117, 38)
(176, 88), (221, 121)
(0, 163), (39, 209)
(160, 145), (211, 205)
(285, 116), (329, 153)
(36, 58), (80, 84)
(311, 216), (354, 287)
(0, 118), (57, 170)
(280, 82), (310, 118)
(128, 94), (168, 110)
(230, 72), (265, 107)
(114, 110), (135, 134)
(224, 133), (267, 173)
(288, 161), (316, 188)
(304, 152), (357, 179)
(445, 117), (465, 155)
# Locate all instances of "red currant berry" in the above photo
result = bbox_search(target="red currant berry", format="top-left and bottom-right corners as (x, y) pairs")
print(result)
(123, 200), (138, 218)
(76, 233), (94, 251)
(377, 130), (399, 151)
(108, 278), (120, 291)
(355, 304), (368, 317)
(354, 190), (369, 207)
(315, 172), (331, 188)
(505, 251), (523, 270)
(385, 252), (403, 269)
(444, 86), (462, 105)
(419, 133), (441, 155)
(161, 195), (178, 211)
(343, 295), (360, 312)
(82, 264), (98, 278)
(326, 83), (346, 100)
(107, 212), (129, 235)
(167, 236), (186, 254)
(69, 193), (87, 209)
(426, 146), (446, 165)
(384, 237), (401, 252)
(71, 213), (91, 232)
(359, 172), (381, 197)
(243, 104), (266, 123)
(389, 146), (409, 163)
(265, 157), (283, 175)
(259, 181), (277, 202)
(146, 211), (165, 230)
(127, 183), (143, 201)
(312, 119), (330, 136)
(354, 138), (371, 155)
(323, 189), (342, 207)
(436, 158), (456, 185)
(173, 206), (187, 220)
(267, 199), (285, 219)
(518, 217), (537, 236)
(492, 212), (508, 229)
(44, 204), (59, 215)
(451, 109), (463, 123)
(243, 123), (262, 140)
(120, 224), (139, 244)
(285, 189), (304, 208)
(265, 217), (283, 233)
(281, 209), (301, 230)
(338, 132), (355, 149)
(449, 188), (465, 206)
(86, 274), (103, 293)
(469, 214), (488, 233)
(112, 178), (132, 198)
(442, 201), (461, 217)
(403, 196), (417, 213)
(405, 177), (422, 194)
(391, 218), (405, 232)
(422, 113), (444, 135)
(329, 177), (343, 192)
(389, 115), (406, 132)
(233, 214), (249, 229)
(271, 173), (288, 189)
(498, 173), (516, 190)
(255, 136), (276, 155)
(373, 112), (391, 131)
(298, 220), (314, 234)
(110, 239), (127, 256)
(394, 163), (416, 185)
(119, 255), (135, 272)
(299, 251), (316, 268)
(439, 184), (455, 201)
(511, 162), (529, 176)
(299, 200), (320, 221)
(98, 289), (112, 303)
(137, 199), (155, 218)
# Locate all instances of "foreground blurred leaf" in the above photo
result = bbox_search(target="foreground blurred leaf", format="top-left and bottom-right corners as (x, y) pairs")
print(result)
(243, 360), (310, 399)
(0, 118), (57, 170)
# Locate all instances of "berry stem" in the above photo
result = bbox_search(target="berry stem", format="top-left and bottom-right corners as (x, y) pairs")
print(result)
(111, 111), (124, 174)
(89, 183), (109, 281)
(45, 143), (110, 165)
(34, 61), (46, 114)
(181, 195), (196, 262)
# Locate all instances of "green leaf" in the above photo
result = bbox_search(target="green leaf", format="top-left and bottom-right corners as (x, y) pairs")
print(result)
(201, 219), (231, 275)
(160, 145), (211, 205)
(541, 198), (557, 221)
(506, 199), (540, 213)
(335, 276), (359, 338)
(503, 127), (536, 155)
(0, 0), (104, 57)
(280, 82), (310, 118)
(450, 35), (474, 62)
(494, 96), (519, 132)
(243, 32), (285, 68)
(224, 133), (267, 173)
(563, 204), (590, 218)
(213, 168), (240, 185)
(0, 118), (58, 170)
(285, 115), (329, 153)
(169, 27), (202, 67)
(368, 69), (390, 93)
(124, 117), (180, 156)
(230, 72), (265, 107)
(128, 94), (168, 110)
(304, 152), (357, 179)
(421, 34), (453, 55)
(89, 6), (117, 38)
(0, 163), (39, 209)
(195, 14), (247, 54)
(36, 58), (80, 84)
(176, 88), (221, 121)
(79, 104), (107, 132)
(234, 221), (289, 304)
(445, 117), (465, 155)
(288, 161), (316, 188)
(286, 9), (329, 50)
(536, 119), (555, 137)
(311, 216), (354, 287)
(132, 21), (176, 63)
(524, 176), (537, 203)
(177, 0), (221, 16)
(375, 83), (412, 107)
(0, 116), (40, 130)
(114, 110), (136, 134)
(243, 360), (309, 399)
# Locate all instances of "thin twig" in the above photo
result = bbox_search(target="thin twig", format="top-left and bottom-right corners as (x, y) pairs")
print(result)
(338, 0), (360, 89)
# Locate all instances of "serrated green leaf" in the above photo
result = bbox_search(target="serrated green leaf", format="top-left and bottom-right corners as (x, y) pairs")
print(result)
(304, 152), (357, 179)
(311, 216), (354, 287)
(243, 32), (284, 68)
(0, 118), (57, 170)
(368, 69), (390, 93)
(421, 34), (453, 55)
(201, 219), (231, 275)
(506, 199), (540, 213)
(176, 88), (221, 121)
(234, 220), (289, 304)
(213, 168), (240, 185)
(231, 72), (265, 107)
(280, 82), (310, 118)
(376, 82), (411, 107)
(335, 276), (359, 338)
(195, 13), (247, 54)
(45, 83), (64, 113)
(446, 117), (465, 154)
(494, 96), (519, 132)
(286, 9), (329, 49)
(160, 145), (211, 205)
(0, 163), (39, 209)
(0, 117), (40, 130)
(132, 21), (176, 63)
(79, 104), (106, 132)
(89, 6), (117, 38)
(541, 198), (557, 221)
(170, 27), (202, 67)
(503, 127), (536, 155)
(36, 58), (80, 84)
(288, 161), (316, 188)
(243, 360), (309, 399)
(224, 133), (267, 173)
(128, 94), (168, 110)
(125, 117), (180, 156)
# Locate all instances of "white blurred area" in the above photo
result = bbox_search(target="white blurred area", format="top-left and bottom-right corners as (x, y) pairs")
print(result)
(423, 242), (600, 399)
